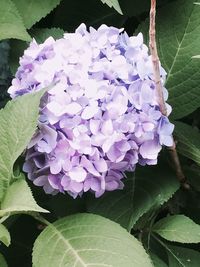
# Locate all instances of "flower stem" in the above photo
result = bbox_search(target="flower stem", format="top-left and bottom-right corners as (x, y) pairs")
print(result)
(149, 0), (189, 189)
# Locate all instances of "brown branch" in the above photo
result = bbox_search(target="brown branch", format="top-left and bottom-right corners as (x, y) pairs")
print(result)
(168, 142), (190, 189)
(149, 0), (167, 116)
(149, 0), (190, 189)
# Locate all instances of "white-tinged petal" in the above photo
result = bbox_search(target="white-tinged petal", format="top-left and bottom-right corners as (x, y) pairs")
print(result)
(69, 167), (87, 182)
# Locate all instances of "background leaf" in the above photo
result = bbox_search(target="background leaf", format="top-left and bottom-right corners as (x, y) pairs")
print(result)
(150, 253), (168, 267)
(33, 213), (153, 267)
(138, 0), (200, 119)
(184, 166), (200, 192)
(87, 163), (179, 231)
(12, 0), (62, 29)
(0, 179), (49, 217)
(0, 89), (44, 201)
(9, 40), (27, 74)
(153, 215), (200, 243)
(0, 253), (7, 267)
(119, 0), (150, 16)
(30, 28), (64, 43)
(3, 214), (41, 267)
(53, 0), (126, 32)
(0, 223), (10, 246)
(174, 121), (200, 165)
(0, 0), (31, 41)
(167, 245), (200, 267)
(0, 41), (11, 108)
(119, 0), (169, 17)
(100, 0), (123, 14)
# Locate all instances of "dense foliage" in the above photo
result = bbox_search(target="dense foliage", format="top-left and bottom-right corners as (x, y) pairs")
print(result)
(0, 0), (200, 266)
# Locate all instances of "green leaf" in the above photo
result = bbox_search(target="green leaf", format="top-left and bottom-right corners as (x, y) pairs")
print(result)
(0, 179), (49, 217)
(174, 121), (200, 165)
(167, 245), (200, 267)
(0, 0), (31, 41)
(119, 0), (169, 17)
(0, 253), (7, 267)
(0, 41), (12, 101)
(46, 194), (86, 219)
(100, 0), (123, 14)
(153, 215), (200, 243)
(0, 223), (10, 246)
(138, 0), (200, 119)
(33, 213), (153, 267)
(0, 90), (45, 201)
(9, 39), (28, 74)
(30, 28), (64, 43)
(53, 0), (126, 32)
(87, 164), (179, 231)
(184, 166), (200, 192)
(150, 253), (168, 267)
(119, 0), (149, 16)
(12, 0), (62, 29)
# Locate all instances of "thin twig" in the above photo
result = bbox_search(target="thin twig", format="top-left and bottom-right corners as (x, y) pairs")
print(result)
(149, 0), (190, 189)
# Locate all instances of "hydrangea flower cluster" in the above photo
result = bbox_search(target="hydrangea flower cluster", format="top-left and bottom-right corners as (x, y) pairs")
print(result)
(8, 24), (174, 198)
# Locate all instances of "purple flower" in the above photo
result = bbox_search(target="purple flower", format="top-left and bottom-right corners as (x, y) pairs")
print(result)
(8, 24), (174, 198)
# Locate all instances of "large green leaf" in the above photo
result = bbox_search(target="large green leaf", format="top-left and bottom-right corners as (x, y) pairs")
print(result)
(138, 0), (200, 119)
(174, 121), (200, 165)
(87, 163), (179, 231)
(33, 213), (153, 267)
(167, 245), (200, 267)
(12, 0), (62, 29)
(0, 89), (45, 201)
(0, 179), (49, 217)
(153, 215), (200, 243)
(0, 223), (10, 246)
(0, 0), (31, 41)
(0, 253), (7, 267)
(100, 0), (123, 14)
